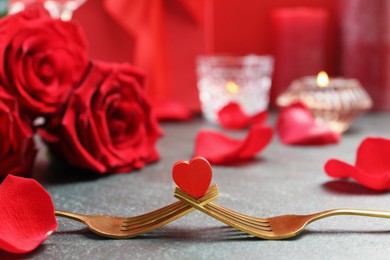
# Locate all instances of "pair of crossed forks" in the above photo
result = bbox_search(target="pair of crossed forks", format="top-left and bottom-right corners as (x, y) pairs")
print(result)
(56, 184), (390, 240)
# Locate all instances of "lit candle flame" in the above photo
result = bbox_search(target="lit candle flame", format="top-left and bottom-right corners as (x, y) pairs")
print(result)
(226, 81), (240, 94)
(316, 71), (329, 88)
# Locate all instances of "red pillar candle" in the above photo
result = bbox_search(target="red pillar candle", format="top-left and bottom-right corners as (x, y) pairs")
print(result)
(339, 0), (390, 111)
(271, 8), (329, 107)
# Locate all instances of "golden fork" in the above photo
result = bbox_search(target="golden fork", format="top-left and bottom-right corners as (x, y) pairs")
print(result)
(175, 187), (390, 240)
(55, 185), (219, 238)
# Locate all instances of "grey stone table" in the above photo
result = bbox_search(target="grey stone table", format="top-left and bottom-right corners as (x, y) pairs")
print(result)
(1, 113), (390, 260)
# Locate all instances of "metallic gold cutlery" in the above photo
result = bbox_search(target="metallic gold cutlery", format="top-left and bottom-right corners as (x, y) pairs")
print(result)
(56, 177), (390, 239)
(55, 185), (219, 238)
(175, 186), (390, 239)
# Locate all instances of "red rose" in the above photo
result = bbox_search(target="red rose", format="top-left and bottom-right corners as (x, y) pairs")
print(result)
(40, 61), (162, 174)
(0, 91), (36, 177)
(0, 10), (89, 117)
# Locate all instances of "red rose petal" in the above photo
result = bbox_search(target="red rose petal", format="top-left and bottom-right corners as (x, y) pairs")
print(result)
(250, 110), (268, 126)
(217, 102), (268, 130)
(325, 159), (357, 178)
(276, 102), (340, 145)
(217, 102), (250, 129)
(195, 125), (273, 164)
(0, 175), (57, 254)
(325, 159), (390, 191)
(153, 99), (192, 121)
(324, 137), (390, 190)
(355, 137), (390, 174)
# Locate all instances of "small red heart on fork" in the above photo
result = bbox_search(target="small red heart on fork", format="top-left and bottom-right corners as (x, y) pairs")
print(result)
(172, 157), (212, 198)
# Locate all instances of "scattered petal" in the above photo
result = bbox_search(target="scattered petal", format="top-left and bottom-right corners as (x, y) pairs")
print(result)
(217, 102), (250, 129)
(0, 175), (57, 254)
(355, 137), (390, 174)
(217, 102), (267, 130)
(324, 137), (390, 190)
(250, 110), (268, 125)
(276, 102), (340, 145)
(153, 99), (192, 121)
(195, 125), (273, 164)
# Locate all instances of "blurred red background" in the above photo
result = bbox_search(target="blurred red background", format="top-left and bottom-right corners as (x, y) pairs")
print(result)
(70, 0), (388, 111)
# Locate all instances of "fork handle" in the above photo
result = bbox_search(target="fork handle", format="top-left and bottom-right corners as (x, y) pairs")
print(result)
(55, 210), (88, 223)
(310, 208), (390, 223)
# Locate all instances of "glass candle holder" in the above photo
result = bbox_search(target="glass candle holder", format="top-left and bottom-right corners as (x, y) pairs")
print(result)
(196, 55), (274, 123)
(43, 0), (87, 21)
(276, 74), (373, 133)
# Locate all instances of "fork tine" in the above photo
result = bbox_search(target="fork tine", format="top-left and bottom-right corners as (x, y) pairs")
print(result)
(174, 190), (273, 234)
(204, 204), (272, 230)
(120, 204), (193, 231)
(174, 188), (268, 225)
(174, 188), (267, 225)
(121, 189), (219, 228)
(123, 185), (219, 224)
(120, 187), (220, 233)
(211, 208), (272, 233)
(206, 203), (269, 224)
(122, 201), (187, 224)
(119, 204), (194, 235)
(174, 185), (218, 204)
(122, 186), (219, 227)
(121, 202), (188, 227)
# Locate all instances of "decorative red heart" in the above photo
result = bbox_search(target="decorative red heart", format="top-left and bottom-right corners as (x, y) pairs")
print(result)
(276, 102), (340, 145)
(172, 157), (212, 198)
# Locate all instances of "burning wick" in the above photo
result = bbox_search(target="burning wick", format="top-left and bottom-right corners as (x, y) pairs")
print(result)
(316, 71), (329, 88)
(226, 81), (240, 94)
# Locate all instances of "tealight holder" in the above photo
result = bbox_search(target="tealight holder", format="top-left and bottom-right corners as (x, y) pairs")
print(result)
(196, 55), (273, 124)
(276, 73), (372, 133)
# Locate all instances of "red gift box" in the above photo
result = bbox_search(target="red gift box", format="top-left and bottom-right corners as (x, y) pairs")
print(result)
(73, 0), (341, 111)
(75, 0), (213, 112)
(73, 0), (135, 63)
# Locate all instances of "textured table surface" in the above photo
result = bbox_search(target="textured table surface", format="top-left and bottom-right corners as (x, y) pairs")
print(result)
(1, 113), (390, 260)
